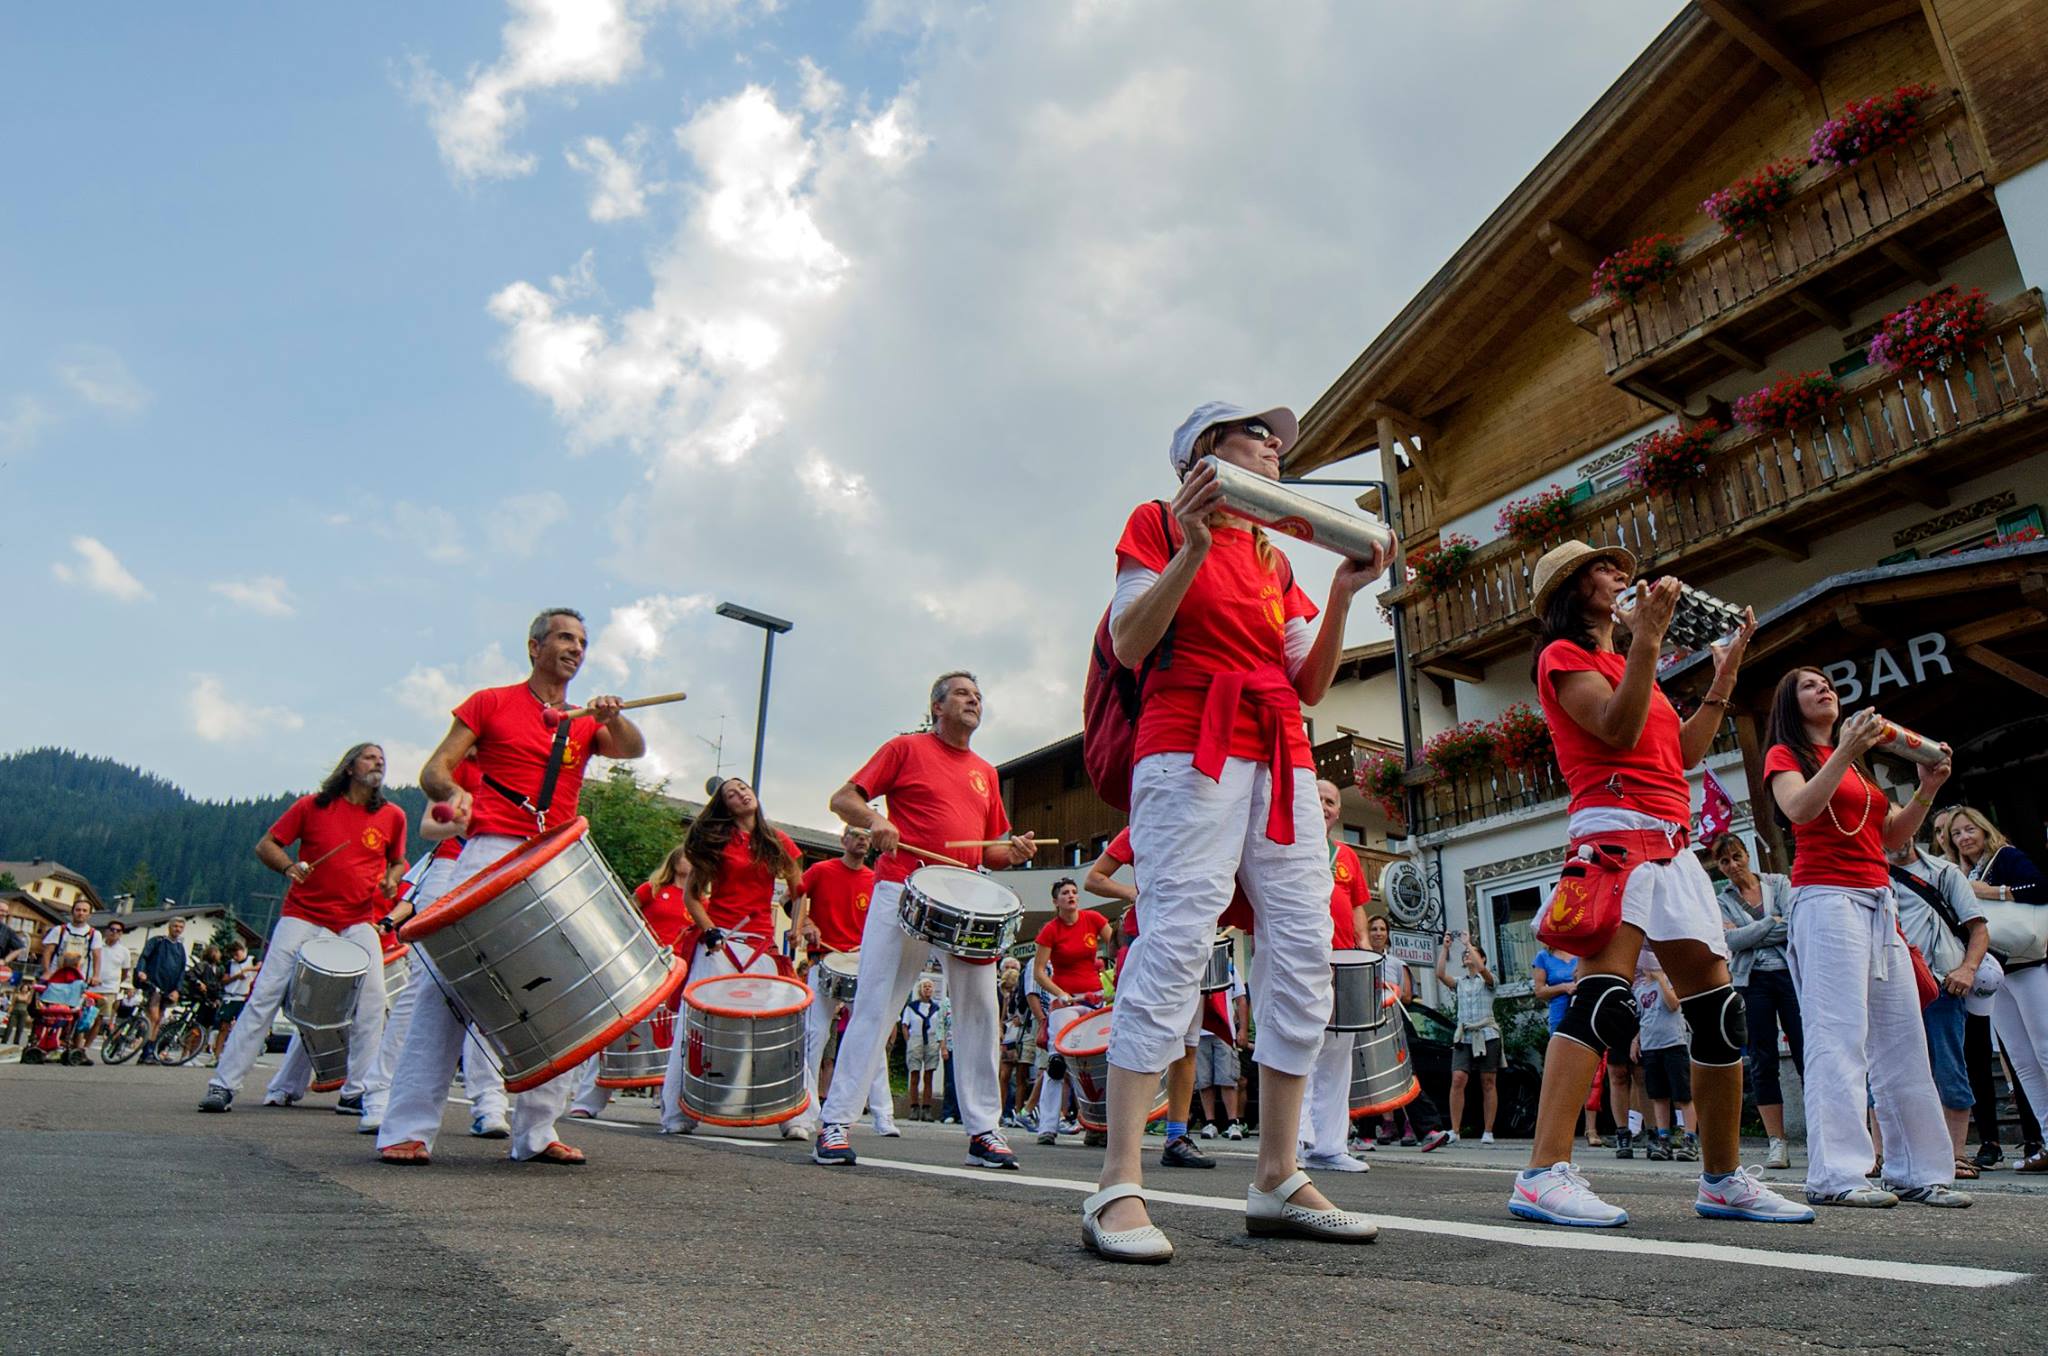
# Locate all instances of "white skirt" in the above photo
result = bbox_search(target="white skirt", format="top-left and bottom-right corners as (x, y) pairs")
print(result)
(1570, 808), (1730, 958)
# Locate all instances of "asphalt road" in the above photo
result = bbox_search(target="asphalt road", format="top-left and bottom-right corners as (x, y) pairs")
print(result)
(4, 1056), (2045, 1355)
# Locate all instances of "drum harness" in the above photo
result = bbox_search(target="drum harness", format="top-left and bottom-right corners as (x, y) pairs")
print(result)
(481, 707), (575, 834)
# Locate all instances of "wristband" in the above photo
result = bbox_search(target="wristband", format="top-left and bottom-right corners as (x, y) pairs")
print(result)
(1912, 792), (1936, 807)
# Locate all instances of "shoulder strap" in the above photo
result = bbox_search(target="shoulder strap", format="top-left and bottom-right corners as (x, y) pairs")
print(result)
(1149, 500), (1179, 672)
(1888, 864), (1968, 942)
(481, 714), (576, 832)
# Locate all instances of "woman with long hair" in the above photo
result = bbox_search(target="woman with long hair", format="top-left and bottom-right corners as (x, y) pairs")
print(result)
(1937, 805), (2048, 1172)
(1764, 668), (1967, 1207)
(1509, 542), (1810, 1227)
(1085, 401), (1390, 1263)
(656, 776), (806, 1137)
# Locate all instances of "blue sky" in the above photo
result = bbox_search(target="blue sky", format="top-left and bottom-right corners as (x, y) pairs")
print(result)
(5, 1), (1681, 821)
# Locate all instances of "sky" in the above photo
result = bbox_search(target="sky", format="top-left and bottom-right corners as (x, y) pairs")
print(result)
(3, 0), (1683, 827)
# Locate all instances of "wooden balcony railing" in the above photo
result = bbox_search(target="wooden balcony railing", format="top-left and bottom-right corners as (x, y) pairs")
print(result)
(1571, 98), (1985, 384)
(1414, 727), (1740, 839)
(1396, 291), (2047, 666)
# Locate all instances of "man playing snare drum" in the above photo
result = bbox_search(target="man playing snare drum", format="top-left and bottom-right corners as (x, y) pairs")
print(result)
(788, 825), (897, 1137)
(813, 671), (1036, 1169)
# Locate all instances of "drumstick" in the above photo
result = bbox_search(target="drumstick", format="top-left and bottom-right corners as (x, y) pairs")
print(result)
(895, 842), (969, 868)
(943, 838), (1062, 850)
(298, 840), (350, 874)
(543, 690), (688, 726)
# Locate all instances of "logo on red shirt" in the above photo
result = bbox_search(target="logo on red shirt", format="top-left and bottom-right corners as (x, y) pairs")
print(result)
(855, 891), (870, 913)
(1259, 582), (1284, 632)
(1333, 857), (1352, 883)
(361, 827), (387, 851)
(968, 769), (988, 796)
(564, 737), (583, 765)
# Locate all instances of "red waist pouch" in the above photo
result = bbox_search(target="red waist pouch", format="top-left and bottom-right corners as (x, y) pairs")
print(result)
(1537, 829), (1686, 959)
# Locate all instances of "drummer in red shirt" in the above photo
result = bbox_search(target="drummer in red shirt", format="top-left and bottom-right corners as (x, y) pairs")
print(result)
(1763, 668), (1962, 1207)
(379, 608), (645, 1167)
(1510, 542), (1810, 1228)
(1300, 778), (1373, 1173)
(203, 743), (407, 1114)
(813, 671), (1037, 1170)
(1086, 403), (1390, 1263)
(1031, 879), (1112, 1145)
(656, 776), (805, 1138)
(790, 827), (897, 1138)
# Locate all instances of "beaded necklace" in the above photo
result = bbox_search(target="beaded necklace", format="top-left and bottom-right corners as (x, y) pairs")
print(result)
(1825, 762), (1875, 838)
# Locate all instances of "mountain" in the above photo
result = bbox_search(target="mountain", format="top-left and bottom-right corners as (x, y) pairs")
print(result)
(0, 748), (427, 922)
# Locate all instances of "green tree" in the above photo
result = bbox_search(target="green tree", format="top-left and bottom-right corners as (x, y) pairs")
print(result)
(0, 872), (17, 891)
(578, 764), (683, 888)
(117, 861), (160, 910)
(208, 917), (241, 954)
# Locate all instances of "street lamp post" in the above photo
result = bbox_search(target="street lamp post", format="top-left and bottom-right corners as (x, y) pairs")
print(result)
(715, 601), (793, 792)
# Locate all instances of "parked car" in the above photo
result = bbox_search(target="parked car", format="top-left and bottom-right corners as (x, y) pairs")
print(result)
(1406, 999), (1542, 1139)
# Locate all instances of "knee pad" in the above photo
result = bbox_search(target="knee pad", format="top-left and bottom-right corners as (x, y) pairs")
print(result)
(1682, 985), (1746, 1067)
(1555, 974), (1638, 1055)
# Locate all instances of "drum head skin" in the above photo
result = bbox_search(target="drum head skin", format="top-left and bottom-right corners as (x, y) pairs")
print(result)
(1052, 1007), (1114, 1058)
(296, 935), (371, 979)
(685, 973), (813, 1019)
(822, 953), (860, 981)
(1331, 948), (1383, 967)
(906, 866), (1022, 915)
(400, 816), (590, 942)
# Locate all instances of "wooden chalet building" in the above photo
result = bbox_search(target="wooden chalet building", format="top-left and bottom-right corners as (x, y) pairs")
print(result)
(1290, 1), (2048, 992)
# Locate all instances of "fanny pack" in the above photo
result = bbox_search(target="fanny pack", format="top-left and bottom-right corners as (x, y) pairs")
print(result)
(1538, 828), (1686, 959)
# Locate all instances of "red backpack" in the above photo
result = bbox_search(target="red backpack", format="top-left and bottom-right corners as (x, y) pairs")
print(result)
(1082, 502), (1178, 811)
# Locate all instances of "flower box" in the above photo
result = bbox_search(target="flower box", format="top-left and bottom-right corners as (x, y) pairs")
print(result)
(1354, 750), (1409, 822)
(1866, 286), (1991, 374)
(1495, 486), (1575, 548)
(1490, 703), (1555, 773)
(1625, 420), (1725, 494)
(1590, 233), (1682, 305)
(1423, 721), (1497, 781)
(1809, 83), (1937, 168)
(1408, 533), (1478, 596)
(1731, 370), (1841, 432)
(1700, 159), (1802, 239)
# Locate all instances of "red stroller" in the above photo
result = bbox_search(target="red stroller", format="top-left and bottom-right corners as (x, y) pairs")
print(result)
(19, 968), (92, 1066)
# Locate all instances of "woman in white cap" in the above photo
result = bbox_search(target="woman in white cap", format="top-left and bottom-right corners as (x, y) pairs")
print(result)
(1083, 401), (1391, 1263)
(1508, 541), (1813, 1227)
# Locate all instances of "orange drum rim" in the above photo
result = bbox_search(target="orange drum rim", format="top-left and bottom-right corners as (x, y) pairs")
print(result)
(310, 1078), (345, 1093)
(595, 1074), (664, 1090)
(1348, 1076), (1420, 1119)
(500, 953), (687, 1094)
(683, 972), (813, 1020)
(1051, 1004), (1112, 1058)
(399, 817), (591, 943)
(686, 1092), (811, 1128)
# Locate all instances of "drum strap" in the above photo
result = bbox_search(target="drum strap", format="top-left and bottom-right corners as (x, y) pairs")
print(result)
(481, 713), (574, 833)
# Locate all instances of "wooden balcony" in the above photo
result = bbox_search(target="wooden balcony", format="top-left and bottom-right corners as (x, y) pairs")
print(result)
(1570, 98), (2002, 407)
(1395, 291), (2048, 671)
(1413, 727), (1740, 840)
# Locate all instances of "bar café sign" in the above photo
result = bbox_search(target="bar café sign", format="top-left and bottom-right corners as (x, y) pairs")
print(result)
(1814, 631), (1952, 706)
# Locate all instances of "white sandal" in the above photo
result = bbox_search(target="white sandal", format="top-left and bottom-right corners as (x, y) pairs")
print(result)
(1082, 1182), (1175, 1264)
(1246, 1168), (1378, 1243)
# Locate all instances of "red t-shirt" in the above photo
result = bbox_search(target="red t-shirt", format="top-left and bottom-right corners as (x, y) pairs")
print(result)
(431, 760), (484, 861)
(1535, 641), (1691, 825)
(1763, 744), (1890, 888)
(269, 795), (408, 931)
(851, 733), (1010, 885)
(1115, 506), (1317, 767)
(703, 828), (802, 935)
(1330, 843), (1370, 950)
(1036, 909), (1110, 996)
(453, 683), (602, 840)
(632, 881), (693, 949)
(801, 858), (875, 954)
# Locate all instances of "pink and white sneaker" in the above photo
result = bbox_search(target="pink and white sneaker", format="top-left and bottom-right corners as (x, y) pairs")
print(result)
(1508, 1162), (1629, 1228)
(1696, 1166), (1815, 1222)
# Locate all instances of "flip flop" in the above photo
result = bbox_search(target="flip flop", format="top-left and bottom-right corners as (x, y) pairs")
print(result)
(379, 1141), (431, 1166)
(1952, 1158), (1979, 1180)
(526, 1141), (586, 1166)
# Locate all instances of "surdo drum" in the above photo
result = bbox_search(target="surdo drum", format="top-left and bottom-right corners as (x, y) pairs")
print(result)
(896, 866), (1022, 960)
(1348, 1000), (1419, 1117)
(284, 935), (371, 1094)
(678, 972), (813, 1126)
(380, 932), (411, 1006)
(812, 951), (861, 1005)
(1200, 933), (1233, 993)
(1053, 1006), (1168, 1132)
(596, 997), (678, 1089)
(398, 817), (685, 1093)
(1328, 949), (1391, 1033)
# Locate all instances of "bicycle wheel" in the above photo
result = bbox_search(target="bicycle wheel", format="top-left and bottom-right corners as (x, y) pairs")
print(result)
(102, 1018), (146, 1065)
(156, 1017), (207, 1067)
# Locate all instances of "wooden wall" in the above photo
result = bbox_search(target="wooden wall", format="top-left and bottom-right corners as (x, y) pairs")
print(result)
(999, 745), (1126, 865)
(1925, 0), (2048, 181)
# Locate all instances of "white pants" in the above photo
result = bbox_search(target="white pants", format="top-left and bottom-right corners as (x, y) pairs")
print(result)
(1788, 885), (1953, 1195)
(350, 959), (507, 1120)
(1991, 964), (2048, 1126)
(1036, 1070), (1071, 1134)
(211, 915), (386, 1100)
(1113, 755), (1331, 1077)
(792, 979), (894, 1132)
(659, 936), (785, 1132)
(822, 881), (1001, 1136)
(1302, 1028), (1356, 1159)
(377, 835), (571, 1160)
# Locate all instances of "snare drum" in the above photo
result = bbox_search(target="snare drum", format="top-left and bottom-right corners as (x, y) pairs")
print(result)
(678, 972), (812, 1126)
(1328, 948), (1389, 1033)
(1347, 1007), (1419, 1117)
(1052, 1006), (1168, 1132)
(896, 867), (1022, 960)
(284, 935), (371, 1094)
(596, 998), (678, 1089)
(812, 951), (861, 1005)
(1200, 933), (1233, 993)
(398, 816), (686, 1093)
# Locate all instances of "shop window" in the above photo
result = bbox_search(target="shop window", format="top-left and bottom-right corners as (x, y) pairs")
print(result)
(1471, 875), (1558, 998)
(1882, 503), (2043, 564)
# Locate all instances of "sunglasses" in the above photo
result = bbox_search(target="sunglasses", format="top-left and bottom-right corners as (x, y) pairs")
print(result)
(1223, 419), (1275, 443)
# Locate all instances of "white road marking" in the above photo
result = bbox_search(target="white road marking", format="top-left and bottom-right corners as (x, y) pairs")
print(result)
(610, 1128), (2026, 1290)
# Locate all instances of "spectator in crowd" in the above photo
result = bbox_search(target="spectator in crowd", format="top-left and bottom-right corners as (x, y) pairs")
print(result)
(1607, 1027), (1644, 1158)
(1888, 836), (1991, 1179)
(38, 900), (105, 1063)
(1711, 833), (1802, 1171)
(187, 945), (225, 1066)
(894, 977), (945, 1122)
(1940, 806), (2048, 1173)
(1438, 932), (1500, 1145)
(134, 918), (190, 1066)
(1530, 944), (1603, 1148)
(1633, 956), (1697, 1161)
(1363, 915), (1452, 1152)
(215, 942), (257, 1061)
(1003, 957), (1037, 1127)
(998, 958), (1025, 1124)
(5, 975), (32, 1046)
(1194, 967), (1249, 1141)
(939, 983), (961, 1125)
(1, 918), (26, 981)
(89, 920), (133, 1045)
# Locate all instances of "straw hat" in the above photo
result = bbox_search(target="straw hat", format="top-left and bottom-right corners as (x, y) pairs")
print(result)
(1528, 541), (1637, 617)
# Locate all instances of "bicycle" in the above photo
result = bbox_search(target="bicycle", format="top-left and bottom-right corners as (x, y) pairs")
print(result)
(149, 998), (210, 1068)
(101, 1001), (152, 1065)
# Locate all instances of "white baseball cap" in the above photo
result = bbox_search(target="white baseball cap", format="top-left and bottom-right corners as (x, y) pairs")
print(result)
(1169, 401), (1298, 476)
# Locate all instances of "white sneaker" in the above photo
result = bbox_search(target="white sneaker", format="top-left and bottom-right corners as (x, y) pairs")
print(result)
(780, 1123), (811, 1142)
(1697, 1167), (1816, 1222)
(1764, 1138), (1791, 1170)
(1445, 1131), (1461, 1145)
(1199, 1124), (1218, 1140)
(358, 1113), (382, 1135)
(1807, 1185), (1898, 1208)
(1480, 1132), (1496, 1145)
(1303, 1152), (1370, 1174)
(1508, 1162), (1629, 1228)
(872, 1116), (901, 1137)
(470, 1112), (511, 1140)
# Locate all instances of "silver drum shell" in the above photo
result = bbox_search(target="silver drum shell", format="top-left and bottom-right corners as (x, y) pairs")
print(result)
(597, 1005), (674, 1089)
(812, 954), (860, 1005)
(1053, 1008), (1167, 1131)
(1328, 950), (1389, 1033)
(1347, 1016), (1419, 1116)
(896, 888), (1021, 960)
(283, 946), (367, 1092)
(1199, 935), (1232, 993)
(678, 996), (811, 1126)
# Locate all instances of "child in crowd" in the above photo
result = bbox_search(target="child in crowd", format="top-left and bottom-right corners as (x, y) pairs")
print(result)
(5, 978), (34, 1045)
(1635, 956), (1699, 1162)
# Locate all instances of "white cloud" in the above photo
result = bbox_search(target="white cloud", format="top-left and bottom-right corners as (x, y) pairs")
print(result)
(796, 56), (842, 115)
(51, 535), (151, 602)
(387, 500), (467, 562)
(188, 675), (305, 744)
(591, 592), (715, 682)
(55, 345), (150, 414)
(1, 395), (52, 454)
(391, 643), (515, 724)
(210, 575), (296, 617)
(565, 132), (652, 221)
(485, 490), (573, 556)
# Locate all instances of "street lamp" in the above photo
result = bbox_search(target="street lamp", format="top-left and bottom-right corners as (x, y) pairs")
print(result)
(716, 601), (793, 792)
